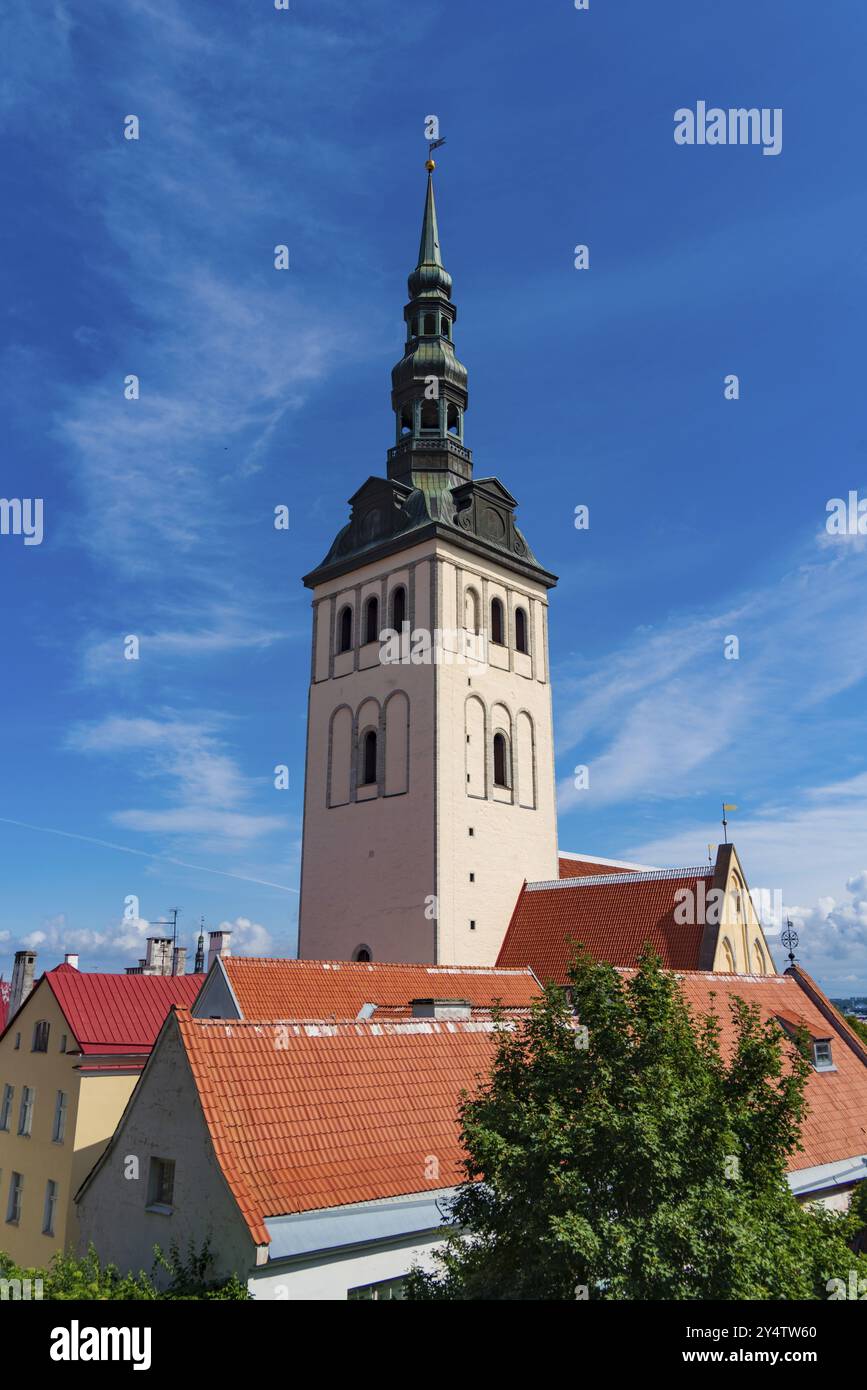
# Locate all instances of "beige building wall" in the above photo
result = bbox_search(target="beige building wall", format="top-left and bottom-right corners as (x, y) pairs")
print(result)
(0, 983), (141, 1268)
(76, 1023), (253, 1285)
(710, 846), (777, 975)
(298, 536), (558, 966)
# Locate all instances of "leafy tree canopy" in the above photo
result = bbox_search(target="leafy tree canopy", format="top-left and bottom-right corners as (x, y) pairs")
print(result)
(408, 951), (867, 1300)
(0, 1241), (249, 1300)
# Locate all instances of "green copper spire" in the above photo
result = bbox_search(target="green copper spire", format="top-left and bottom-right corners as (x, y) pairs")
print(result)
(408, 171), (453, 301)
(303, 158), (557, 596)
(389, 162), (469, 486)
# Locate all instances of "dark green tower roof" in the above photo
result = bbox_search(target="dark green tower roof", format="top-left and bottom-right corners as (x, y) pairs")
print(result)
(303, 163), (556, 592)
(408, 172), (453, 301)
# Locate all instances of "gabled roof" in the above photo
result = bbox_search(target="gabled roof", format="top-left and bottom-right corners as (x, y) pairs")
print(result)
(175, 1012), (504, 1245)
(38, 968), (202, 1057)
(214, 957), (542, 1021)
(648, 968), (867, 1177)
(497, 867), (715, 979)
(175, 967), (867, 1246)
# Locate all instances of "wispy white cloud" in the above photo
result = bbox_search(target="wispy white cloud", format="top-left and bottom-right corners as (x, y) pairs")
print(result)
(66, 712), (287, 853)
(556, 539), (867, 813)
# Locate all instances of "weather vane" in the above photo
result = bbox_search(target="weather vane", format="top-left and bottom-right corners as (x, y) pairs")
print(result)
(780, 919), (799, 966)
(426, 135), (446, 170)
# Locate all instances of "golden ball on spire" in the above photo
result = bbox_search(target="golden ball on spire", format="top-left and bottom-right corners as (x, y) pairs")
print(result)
(425, 158), (436, 171)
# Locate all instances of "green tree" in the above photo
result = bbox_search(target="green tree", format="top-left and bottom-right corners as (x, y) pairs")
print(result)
(0, 1242), (249, 1300)
(408, 950), (867, 1300)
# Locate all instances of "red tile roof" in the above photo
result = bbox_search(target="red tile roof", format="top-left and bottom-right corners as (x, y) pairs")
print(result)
(175, 1012), (503, 1245)
(175, 968), (867, 1247)
(497, 868), (716, 979)
(43, 968), (202, 1056)
(651, 969), (867, 1176)
(558, 854), (648, 879)
(219, 958), (542, 1020)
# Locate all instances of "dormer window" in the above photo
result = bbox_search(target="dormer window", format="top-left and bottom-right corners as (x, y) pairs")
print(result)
(812, 1039), (834, 1071)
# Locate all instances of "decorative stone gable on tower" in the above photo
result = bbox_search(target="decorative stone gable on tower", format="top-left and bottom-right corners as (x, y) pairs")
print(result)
(298, 164), (559, 967)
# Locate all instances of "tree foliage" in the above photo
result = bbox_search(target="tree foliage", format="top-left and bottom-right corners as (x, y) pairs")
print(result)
(0, 1241), (249, 1300)
(408, 951), (867, 1300)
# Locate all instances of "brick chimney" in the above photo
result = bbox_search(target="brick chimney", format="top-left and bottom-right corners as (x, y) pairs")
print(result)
(171, 946), (187, 977)
(9, 950), (37, 1017)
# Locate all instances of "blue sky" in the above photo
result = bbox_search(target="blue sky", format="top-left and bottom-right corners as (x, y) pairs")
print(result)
(1, 0), (866, 994)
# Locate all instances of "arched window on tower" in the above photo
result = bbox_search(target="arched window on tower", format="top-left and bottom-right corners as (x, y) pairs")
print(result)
(353, 944), (372, 963)
(391, 585), (407, 633)
(423, 312), (436, 335)
(493, 732), (510, 788)
(399, 405), (413, 435)
(447, 403), (461, 436)
(464, 587), (480, 633)
(364, 595), (379, 644)
(360, 729), (378, 786)
(440, 315), (450, 338)
(338, 605), (353, 653)
(420, 398), (439, 432)
(515, 607), (528, 653)
(490, 597), (504, 646)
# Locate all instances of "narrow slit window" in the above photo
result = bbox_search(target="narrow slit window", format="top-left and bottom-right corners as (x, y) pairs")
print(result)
(493, 732), (510, 788)
(491, 598), (504, 646)
(361, 730), (378, 786)
(515, 607), (528, 653)
(364, 595), (379, 644)
(338, 605), (353, 653)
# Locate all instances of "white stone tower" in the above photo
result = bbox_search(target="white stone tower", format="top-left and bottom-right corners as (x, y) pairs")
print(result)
(297, 162), (558, 966)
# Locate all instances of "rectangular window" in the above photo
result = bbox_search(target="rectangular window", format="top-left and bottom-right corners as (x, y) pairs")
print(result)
(147, 1157), (175, 1211)
(348, 1276), (406, 1301)
(6, 1172), (22, 1225)
(17, 1087), (34, 1137)
(31, 1021), (50, 1053)
(52, 1091), (68, 1144)
(59, 1034), (68, 1054)
(13, 1034), (20, 1051)
(42, 1180), (57, 1236)
(0, 1085), (13, 1131)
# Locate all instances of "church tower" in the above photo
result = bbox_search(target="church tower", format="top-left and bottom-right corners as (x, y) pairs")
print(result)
(297, 161), (558, 966)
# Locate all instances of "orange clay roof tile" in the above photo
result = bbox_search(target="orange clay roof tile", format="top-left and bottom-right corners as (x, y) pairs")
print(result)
(220, 958), (542, 1020)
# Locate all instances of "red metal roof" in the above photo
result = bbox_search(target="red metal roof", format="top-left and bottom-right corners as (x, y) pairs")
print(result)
(44, 968), (202, 1055)
(220, 958), (542, 1020)
(497, 868), (715, 979)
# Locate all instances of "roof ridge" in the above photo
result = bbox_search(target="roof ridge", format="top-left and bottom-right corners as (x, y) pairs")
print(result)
(528, 866), (712, 890)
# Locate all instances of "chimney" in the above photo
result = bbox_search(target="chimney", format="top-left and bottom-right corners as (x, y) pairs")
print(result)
(9, 950), (37, 1017)
(64, 953), (79, 971)
(144, 937), (172, 975)
(171, 946), (187, 977)
(206, 930), (231, 972)
(410, 998), (471, 1021)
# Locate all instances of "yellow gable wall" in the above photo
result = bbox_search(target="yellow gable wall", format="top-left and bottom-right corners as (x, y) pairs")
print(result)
(711, 848), (777, 975)
(0, 980), (139, 1268)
